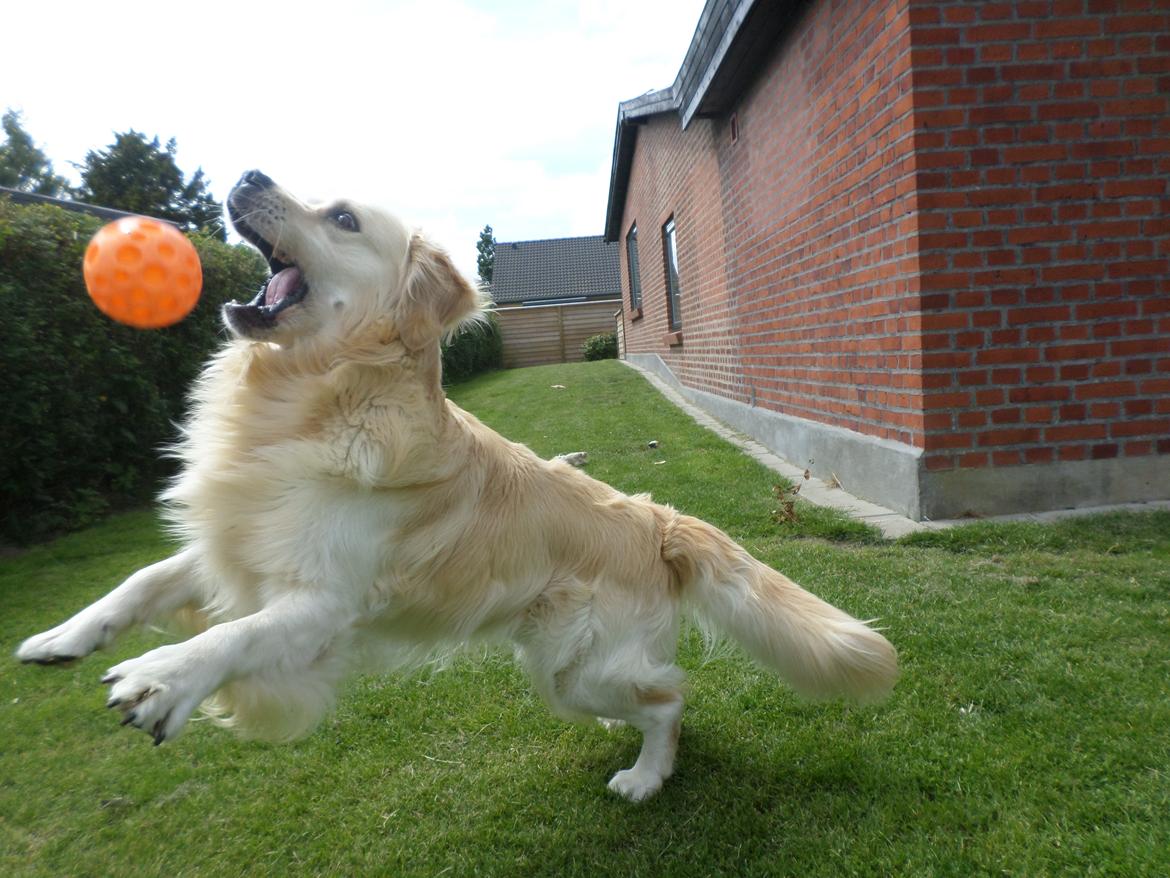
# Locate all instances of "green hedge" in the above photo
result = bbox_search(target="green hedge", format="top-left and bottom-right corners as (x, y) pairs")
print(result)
(582, 331), (618, 361)
(441, 313), (503, 384)
(0, 198), (266, 544)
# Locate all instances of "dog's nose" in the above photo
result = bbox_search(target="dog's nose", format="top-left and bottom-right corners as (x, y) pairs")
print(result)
(238, 169), (275, 190)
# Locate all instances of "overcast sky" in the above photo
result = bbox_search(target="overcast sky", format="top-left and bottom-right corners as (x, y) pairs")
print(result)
(2, 0), (706, 276)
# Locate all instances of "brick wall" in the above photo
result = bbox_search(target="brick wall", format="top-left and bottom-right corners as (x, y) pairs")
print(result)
(621, 114), (746, 402)
(619, 0), (1169, 492)
(620, 0), (926, 446)
(908, 0), (1170, 475)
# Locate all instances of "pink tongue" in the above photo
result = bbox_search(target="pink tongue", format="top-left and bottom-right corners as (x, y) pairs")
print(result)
(265, 267), (302, 306)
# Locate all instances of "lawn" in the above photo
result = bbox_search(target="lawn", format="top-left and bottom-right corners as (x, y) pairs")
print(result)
(2, 360), (1168, 876)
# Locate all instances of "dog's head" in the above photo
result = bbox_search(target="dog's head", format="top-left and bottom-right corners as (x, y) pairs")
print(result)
(224, 170), (480, 352)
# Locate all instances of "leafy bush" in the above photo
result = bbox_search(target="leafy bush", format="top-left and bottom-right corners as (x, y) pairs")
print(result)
(0, 197), (266, 544)
(441, 313), (503, 384)
(582, 331), (618, 361)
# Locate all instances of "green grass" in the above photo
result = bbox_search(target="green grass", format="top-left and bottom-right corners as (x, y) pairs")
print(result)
(2, 360), (1168, 876)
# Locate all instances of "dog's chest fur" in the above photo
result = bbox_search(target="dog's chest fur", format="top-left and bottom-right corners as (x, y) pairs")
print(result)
(162, 343), (429, 614)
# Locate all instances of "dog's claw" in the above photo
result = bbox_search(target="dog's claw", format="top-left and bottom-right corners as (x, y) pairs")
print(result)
(121, 712), (137, 727)
(24, 655), (77, 666)
(106, 697), (122, 709)
(101, 673), (121, 684)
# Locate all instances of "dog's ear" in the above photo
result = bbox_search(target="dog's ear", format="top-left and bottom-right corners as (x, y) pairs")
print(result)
(396, 234), (480, 351)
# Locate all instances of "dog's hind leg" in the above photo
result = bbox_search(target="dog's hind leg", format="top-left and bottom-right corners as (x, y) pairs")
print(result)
(560, 650), (686, 802)
(604, 685), (684, 802)
(16, 548), (201, 665)
(518, 578), (685, 800)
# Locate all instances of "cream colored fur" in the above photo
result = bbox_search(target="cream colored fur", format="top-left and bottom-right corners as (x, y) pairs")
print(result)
(16, 175), (897, 801)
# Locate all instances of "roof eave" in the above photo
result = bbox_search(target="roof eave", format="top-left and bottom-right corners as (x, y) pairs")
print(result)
(603, 117), (637, 243)
(603, 88), (678, 242)
(603, 0), (806, 240)
(679, 0), (758, 128)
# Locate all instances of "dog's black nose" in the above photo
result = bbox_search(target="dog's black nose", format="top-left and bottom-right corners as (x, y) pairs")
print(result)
(238, 169), (275, 190)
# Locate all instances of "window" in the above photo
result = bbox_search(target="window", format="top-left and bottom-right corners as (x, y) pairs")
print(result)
(662, 217), (682, 330)
(626, 224), (642, 310)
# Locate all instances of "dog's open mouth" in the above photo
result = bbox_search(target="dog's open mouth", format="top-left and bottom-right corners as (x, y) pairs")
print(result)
(224, 172), (311, 334)
(224, 219), (310, 331)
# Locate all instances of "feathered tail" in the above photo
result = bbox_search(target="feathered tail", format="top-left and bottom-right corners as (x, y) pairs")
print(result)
(661, 513), (897, 700)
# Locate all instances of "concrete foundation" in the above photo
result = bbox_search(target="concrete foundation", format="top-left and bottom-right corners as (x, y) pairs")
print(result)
(627, 353), (1170, 521)
(921, 455), (1170, 520)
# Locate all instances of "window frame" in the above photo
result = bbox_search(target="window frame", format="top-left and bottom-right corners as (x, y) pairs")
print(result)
(662, 216), (682, 331)
(625, 223), (642, 310)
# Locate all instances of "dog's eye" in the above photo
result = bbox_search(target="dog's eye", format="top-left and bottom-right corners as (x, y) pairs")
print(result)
(330, 210), (360, 233)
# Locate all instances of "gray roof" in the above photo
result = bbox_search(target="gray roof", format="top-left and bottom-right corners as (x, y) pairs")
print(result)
(490, 235), (621, 305)
(0, 187), (179, 226)
(604, 0), (803, 241)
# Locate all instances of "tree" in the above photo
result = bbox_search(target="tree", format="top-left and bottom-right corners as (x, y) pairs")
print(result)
(476, 224), (495, 285)
(75, 131), (225, 240)
(0, 109), (68, 196)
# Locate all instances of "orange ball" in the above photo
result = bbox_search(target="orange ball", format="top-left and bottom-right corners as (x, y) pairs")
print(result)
(83, 217), (202, 329)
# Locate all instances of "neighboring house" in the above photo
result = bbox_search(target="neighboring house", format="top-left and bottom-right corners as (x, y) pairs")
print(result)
(491, 236), (623, 368)
(604, 0), (1169, 520)
(490, 235), (621, 306)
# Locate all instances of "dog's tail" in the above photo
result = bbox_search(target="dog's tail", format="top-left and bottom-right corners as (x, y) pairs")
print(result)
(661, 512), (897, 701)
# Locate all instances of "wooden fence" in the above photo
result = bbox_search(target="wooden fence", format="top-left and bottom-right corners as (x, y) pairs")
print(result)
(494, 300), (622, 368)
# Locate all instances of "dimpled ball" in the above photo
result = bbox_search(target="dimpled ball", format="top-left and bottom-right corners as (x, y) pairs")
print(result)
(83, 217), (202, 329)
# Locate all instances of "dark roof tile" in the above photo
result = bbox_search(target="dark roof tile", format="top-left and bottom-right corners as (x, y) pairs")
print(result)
(491, 235), (621, 304)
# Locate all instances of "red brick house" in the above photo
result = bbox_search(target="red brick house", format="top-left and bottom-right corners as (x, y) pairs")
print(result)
(605, 0), (1169, 520)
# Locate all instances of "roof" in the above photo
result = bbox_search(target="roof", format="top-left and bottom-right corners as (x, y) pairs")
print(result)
(603, 0), (805, 241)
(490, 235), (621, 305)
(0, 186), (179, 226)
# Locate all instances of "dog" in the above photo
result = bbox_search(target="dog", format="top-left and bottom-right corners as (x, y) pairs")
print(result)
(16, 171), (897, 801)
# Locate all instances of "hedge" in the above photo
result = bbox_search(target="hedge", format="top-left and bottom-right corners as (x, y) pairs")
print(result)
(441, 313), (503, 384)
(582, 331), (618, 361)
(0, 198), (266, 544)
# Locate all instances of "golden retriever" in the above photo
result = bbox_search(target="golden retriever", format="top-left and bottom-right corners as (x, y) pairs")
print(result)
(16, 171), (897, 800)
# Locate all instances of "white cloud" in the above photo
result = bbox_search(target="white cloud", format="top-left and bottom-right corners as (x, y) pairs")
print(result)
(2, 0), (704, 276)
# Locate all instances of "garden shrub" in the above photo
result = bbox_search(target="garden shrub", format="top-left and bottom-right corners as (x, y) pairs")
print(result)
(442, 312), (503, 384)
(0, 198), (266, 543)
(582, 331), (618, 361)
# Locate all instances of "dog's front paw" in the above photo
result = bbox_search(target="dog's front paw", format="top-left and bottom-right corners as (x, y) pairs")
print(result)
(102, 645), (211, 745)
(16, 616), (112, 665)
(607, 768), (664, 802)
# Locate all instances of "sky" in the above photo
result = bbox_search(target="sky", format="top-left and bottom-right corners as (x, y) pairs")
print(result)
(2, 0), (706, 277)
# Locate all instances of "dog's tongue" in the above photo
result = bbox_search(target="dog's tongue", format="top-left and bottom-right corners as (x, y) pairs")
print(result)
(265, 267), (302, 306)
